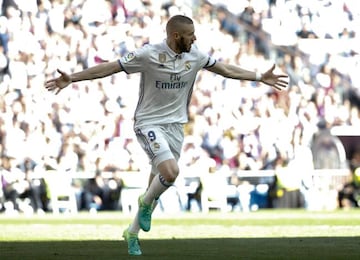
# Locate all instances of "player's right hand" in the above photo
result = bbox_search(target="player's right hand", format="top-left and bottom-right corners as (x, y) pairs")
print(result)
(45, 69), (72, 94)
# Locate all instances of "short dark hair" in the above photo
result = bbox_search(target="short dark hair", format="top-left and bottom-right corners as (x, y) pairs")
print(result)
(166, 15), (193, 35)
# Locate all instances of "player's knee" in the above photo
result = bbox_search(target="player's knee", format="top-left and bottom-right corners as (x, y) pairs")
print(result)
(158, 161), (179, 183)
(165, 169), (179, 183)
(162, 165), (179, 183)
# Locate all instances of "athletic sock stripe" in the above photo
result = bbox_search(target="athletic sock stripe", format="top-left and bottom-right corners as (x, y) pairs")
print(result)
(135, 129), (155, 160)
(159, 174), (173, 187)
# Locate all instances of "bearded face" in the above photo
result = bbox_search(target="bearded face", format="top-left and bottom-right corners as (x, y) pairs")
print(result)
(177, 36), (191, 53)
(174, 24), (196, 53)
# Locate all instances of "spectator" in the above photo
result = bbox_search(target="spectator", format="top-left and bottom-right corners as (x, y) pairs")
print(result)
(338, 149), (360, 208)
(311, 120), (347, 169)
(268, 154), (305, 208)
(296, 23), (318, 39)
(81, 171), (122, 212)
(1, 156), (45, 214)
(17, 157), (46, 214)
(81, 171), (107, 212)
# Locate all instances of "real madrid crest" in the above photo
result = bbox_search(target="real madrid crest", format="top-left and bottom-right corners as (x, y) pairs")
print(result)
(152, 142), (160, 151)
(159, 53), (166, 63)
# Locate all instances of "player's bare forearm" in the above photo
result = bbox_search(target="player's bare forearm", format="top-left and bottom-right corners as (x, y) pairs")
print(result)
(70, 61), (122, 82)
(46, 61), (123, 94)
(207, 62), (288, 91)
(206, 62), (259, 81)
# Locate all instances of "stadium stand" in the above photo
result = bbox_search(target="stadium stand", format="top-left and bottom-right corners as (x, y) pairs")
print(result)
(0, 0), (359, 214)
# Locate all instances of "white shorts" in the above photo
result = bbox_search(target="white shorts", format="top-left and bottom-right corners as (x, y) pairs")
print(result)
(135, 123), (184, 175)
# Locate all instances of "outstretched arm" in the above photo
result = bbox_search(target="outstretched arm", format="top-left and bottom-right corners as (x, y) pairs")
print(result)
(45, 61), (122, 94)
(206, 62), (288, 91)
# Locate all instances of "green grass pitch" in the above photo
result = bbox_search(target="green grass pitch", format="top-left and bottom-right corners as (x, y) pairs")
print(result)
(0, 209), (359, 259)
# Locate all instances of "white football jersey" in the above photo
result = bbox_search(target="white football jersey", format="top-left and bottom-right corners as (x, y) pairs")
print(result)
(118, 40), (216, 128)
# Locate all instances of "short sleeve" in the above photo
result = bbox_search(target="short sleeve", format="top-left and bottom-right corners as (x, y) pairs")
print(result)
(118, 45), (150, 74)
(191, 44), (216, 69)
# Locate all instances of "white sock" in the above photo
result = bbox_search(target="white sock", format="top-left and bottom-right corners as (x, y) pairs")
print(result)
(128, 212), (141, 234)
(152, 198), (159, 211)
(143, 174), (172, 205)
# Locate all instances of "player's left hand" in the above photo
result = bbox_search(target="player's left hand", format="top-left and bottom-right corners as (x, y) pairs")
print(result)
(45, 69), (72, 94)
(260, 64), (288, 91)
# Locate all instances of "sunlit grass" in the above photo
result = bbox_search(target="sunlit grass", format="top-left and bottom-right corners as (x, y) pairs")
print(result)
(1, 209), (359, 259)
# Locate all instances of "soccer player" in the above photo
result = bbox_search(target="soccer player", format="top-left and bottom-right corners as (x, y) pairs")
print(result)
(46, 15), (288, 255)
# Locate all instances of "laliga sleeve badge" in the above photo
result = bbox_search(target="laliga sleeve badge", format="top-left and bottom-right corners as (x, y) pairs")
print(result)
(124, 52), (135, 62)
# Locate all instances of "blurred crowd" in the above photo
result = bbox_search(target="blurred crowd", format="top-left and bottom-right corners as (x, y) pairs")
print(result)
(0, 0), (360, 214)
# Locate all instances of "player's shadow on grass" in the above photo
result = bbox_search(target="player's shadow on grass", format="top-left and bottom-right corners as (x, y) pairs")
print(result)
(1, 237), (359, 260)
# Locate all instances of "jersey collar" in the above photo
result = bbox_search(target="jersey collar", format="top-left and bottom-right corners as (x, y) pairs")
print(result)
(163, 39), (183, 59)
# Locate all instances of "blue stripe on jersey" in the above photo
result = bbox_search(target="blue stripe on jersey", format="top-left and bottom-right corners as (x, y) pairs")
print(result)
(186, 79), (195, 107)
(134, 75), (145, 123)
(135, 128), (155, 160)
(117, 60), (129, 74)
(204, 57), (216, 68)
